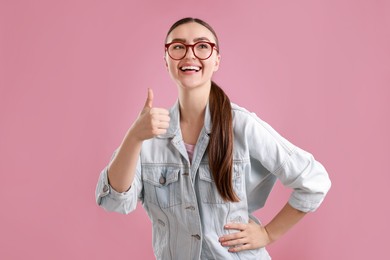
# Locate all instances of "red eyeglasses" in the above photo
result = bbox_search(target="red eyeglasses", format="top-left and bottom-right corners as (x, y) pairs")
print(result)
(165, 41), (218, 60)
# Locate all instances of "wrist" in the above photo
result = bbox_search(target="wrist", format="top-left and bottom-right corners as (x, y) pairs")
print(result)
(125, 127), (144, 143)
(263, 225), (276, 244)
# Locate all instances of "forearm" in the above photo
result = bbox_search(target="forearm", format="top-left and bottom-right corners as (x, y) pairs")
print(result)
(108, 129), (143, 193)
(264, 202), (307, 243)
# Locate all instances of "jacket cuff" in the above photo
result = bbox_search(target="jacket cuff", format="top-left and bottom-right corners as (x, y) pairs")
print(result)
(95, 167), (133, 206)
(288, 191), (326, 212)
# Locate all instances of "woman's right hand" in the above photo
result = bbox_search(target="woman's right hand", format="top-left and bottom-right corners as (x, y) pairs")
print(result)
(130, 88), (170, 141)
(107, 88), (169, 193)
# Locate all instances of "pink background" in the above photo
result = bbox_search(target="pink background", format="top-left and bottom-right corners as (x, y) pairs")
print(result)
(1, 0), (389, 259)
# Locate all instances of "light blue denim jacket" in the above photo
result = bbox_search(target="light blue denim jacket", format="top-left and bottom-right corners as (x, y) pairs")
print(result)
(96, 101), (331, 260)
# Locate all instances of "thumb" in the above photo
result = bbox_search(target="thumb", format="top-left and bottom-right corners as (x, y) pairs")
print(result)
(144, 88), (153, 108)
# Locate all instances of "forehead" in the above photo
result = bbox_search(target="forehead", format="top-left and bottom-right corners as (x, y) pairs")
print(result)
(166, 22), (216, 43)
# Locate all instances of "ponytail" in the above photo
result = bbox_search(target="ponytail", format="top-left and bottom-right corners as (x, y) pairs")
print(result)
(208, 81), (239, 202)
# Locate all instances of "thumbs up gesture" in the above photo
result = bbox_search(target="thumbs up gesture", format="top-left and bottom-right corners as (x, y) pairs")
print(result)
(130, 89), (170, 141)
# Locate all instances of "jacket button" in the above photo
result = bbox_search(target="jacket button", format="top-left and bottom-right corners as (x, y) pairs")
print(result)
(159, 176), (166, 185)
(102, 184), (109, 193)
(192, 234), (201, 240)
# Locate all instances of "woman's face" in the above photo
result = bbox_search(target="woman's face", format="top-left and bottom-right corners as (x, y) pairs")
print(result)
(165, 22), (220, 90)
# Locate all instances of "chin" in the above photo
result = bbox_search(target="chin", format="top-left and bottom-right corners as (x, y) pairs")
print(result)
(178, 80), (202, 89)
(181, 82), (207, 90)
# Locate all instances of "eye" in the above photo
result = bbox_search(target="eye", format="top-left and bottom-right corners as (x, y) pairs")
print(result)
(171, 43), (185, 50)
(196, 42), (211, 49)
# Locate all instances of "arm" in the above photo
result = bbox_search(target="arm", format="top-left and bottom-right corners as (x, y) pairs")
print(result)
(107, 130), (143, 192)
(218, 107), (331, 252)
(107, 88), (170, 192)
(264, 202), (306, 243)
(95, 89), (170, 213)
(219, 202), (306, 252)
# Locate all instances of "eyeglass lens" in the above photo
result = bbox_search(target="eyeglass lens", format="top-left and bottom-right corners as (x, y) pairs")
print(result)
(167, 42), (214, 60)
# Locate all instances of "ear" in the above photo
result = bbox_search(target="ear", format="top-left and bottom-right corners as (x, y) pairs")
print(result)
(164, 55), (169, 71)
(213, 54), (221, 72)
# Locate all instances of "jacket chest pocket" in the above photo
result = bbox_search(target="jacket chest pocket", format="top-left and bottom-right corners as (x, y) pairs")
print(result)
(143, 167), (182, 208)
(198, 164), (244, 204)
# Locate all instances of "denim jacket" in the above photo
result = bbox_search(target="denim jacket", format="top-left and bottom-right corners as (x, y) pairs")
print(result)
(96, 101), (331, 260)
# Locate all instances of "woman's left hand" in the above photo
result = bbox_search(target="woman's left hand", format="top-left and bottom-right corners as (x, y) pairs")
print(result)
(218, 219), (271, 253)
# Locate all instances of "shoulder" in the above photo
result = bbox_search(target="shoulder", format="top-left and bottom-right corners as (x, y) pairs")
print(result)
(231, 102), (263, 123)
(230, 102), (276, 137)
(231, 102), (251, 115)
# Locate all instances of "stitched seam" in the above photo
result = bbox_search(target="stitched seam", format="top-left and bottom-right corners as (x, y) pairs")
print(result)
(232, 107), (296, 155)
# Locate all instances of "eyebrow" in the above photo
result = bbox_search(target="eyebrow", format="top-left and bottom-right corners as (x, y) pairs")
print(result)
(170, 37), (212, 43)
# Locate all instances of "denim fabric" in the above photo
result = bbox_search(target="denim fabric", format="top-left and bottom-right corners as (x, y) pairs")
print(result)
(96, 101), (331, 259)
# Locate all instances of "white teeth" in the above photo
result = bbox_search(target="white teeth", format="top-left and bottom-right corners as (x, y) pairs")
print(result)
(180, 66), (200, 71)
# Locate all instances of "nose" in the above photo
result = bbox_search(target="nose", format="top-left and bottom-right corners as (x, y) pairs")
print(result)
(184, 46), (196, 59)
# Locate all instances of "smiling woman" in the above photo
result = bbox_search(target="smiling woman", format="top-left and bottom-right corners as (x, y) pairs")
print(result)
(95, 17), (331, 259)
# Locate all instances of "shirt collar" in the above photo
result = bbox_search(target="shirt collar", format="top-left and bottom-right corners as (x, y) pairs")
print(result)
(157, 100), (212, 139)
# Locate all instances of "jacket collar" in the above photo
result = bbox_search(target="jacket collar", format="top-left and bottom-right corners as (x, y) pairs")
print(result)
(157, 100), (212, 139)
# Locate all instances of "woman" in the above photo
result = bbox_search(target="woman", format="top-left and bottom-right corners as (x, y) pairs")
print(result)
(96, 17), (331, 259)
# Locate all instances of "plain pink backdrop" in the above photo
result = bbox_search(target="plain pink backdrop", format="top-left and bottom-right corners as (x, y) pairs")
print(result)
(1, 0), (389, 259)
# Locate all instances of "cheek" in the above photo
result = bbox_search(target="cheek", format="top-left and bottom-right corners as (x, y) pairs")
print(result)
(166, 61), (177, 74)
(205, 56), (219, 71)
(203, 60), (218, 74)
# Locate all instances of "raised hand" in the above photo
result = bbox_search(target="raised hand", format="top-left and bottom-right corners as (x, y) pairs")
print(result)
(218, 219), (272, 253)
(130, 88), (170, 141)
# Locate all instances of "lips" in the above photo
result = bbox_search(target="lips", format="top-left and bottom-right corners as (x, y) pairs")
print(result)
(179, 65), (201, 72)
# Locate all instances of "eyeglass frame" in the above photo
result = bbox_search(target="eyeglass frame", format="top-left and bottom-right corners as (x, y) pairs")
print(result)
(165, 41), (219, 60)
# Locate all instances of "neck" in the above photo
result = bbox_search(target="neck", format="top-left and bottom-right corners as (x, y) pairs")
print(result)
(178, 83), (211, 124)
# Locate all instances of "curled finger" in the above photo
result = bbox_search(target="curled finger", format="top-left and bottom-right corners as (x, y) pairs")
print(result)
(228, 243), (252, 253)
(157, 121), (170, 129)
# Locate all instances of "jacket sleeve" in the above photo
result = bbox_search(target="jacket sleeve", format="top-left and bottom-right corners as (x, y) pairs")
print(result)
(239, 109), (331, 212)
(95, 151), (143, 214)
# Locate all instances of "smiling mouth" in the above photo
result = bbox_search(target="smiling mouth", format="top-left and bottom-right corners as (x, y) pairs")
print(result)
(180, 66), (201, 72)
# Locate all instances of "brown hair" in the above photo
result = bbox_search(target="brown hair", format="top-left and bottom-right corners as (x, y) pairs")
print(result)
(166, 17), (239, 202)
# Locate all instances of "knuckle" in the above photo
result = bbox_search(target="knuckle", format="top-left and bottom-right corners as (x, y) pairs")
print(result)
(150, 114), (157, 120)
(230, 246), (240, 252)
